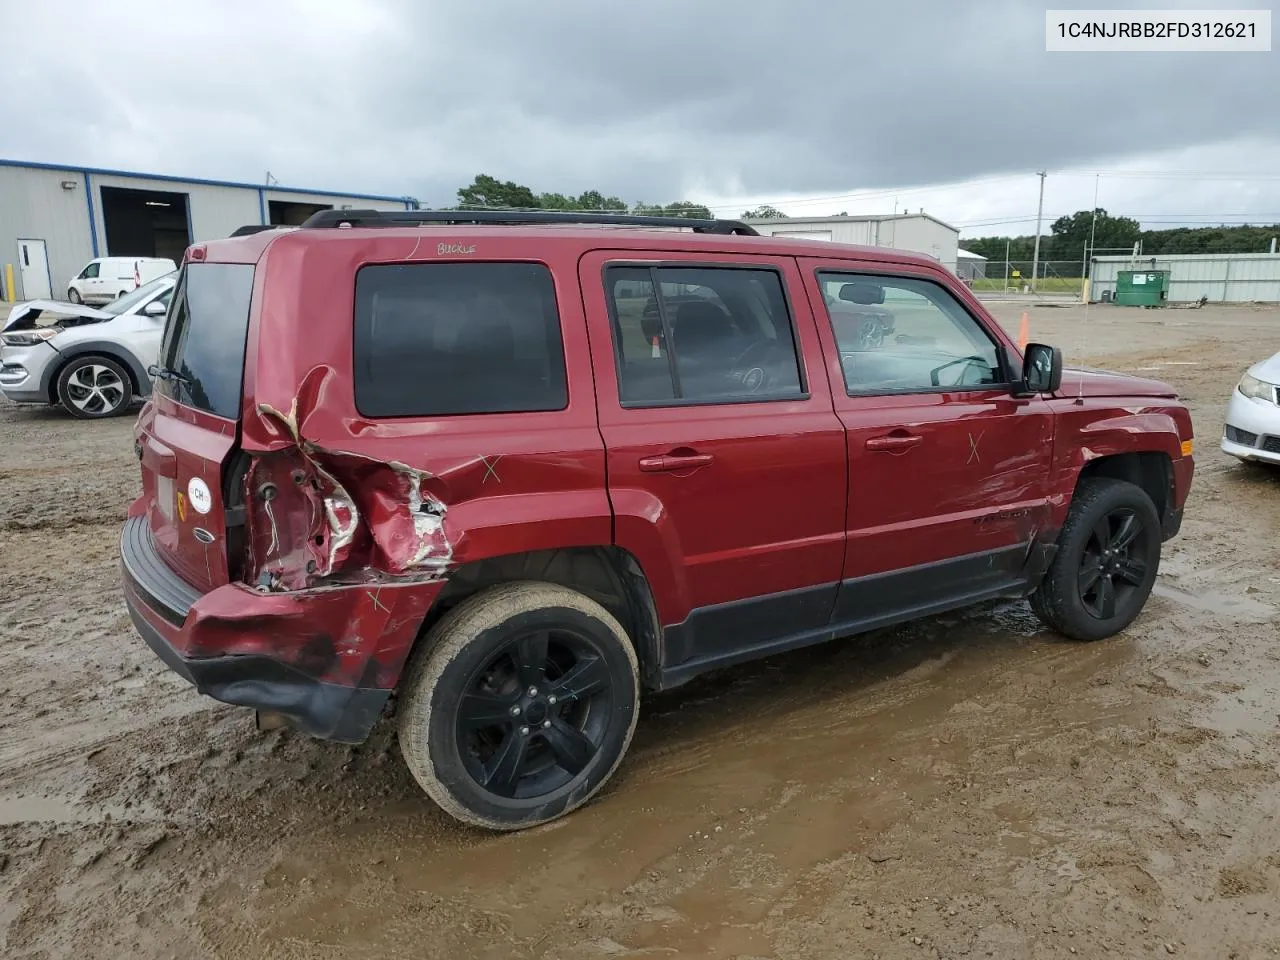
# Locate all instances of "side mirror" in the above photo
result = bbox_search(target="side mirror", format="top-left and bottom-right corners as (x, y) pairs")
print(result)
(1018, 342), (1063, 395)
(143, 300), (167, 317)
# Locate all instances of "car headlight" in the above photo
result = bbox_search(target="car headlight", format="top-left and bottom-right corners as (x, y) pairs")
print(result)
(1238, 372), (1278, 403)
(1, 327), (59, 347)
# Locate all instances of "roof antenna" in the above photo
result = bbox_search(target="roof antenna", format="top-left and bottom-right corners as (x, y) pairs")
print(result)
(264, 170), (278, 186)
(1077, 173), (1100, 405)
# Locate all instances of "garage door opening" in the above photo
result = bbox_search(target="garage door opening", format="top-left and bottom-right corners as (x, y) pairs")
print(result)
(100, 186), (191, 264)
(269, 200), (333, 226)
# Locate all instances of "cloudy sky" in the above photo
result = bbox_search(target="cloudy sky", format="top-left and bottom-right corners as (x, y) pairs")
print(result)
(4, 0), (1278, 237)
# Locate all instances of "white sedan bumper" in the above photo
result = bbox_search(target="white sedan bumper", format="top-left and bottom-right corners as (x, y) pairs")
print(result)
(1222, 387), (1280, 465)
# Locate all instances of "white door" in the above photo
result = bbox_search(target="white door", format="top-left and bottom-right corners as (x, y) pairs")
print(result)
(17, 239), (52, 300)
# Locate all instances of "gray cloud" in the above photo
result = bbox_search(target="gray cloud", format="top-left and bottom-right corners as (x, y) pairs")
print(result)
(2, 0), (1277, 213)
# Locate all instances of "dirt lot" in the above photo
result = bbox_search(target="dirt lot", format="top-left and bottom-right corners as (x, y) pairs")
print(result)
(2, 301), (1279, 959)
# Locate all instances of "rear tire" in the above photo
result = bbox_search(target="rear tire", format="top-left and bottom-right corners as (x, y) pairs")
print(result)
(1030, 478), (1162, 641)
(398, 581), (639, 831)
(55, 355), (133, 419)
(67, 288), (82, 304)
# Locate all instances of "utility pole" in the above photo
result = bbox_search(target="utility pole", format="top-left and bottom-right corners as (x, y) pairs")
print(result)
(1030, 170), (1046, 292)
(1004, 238), (1010, 292)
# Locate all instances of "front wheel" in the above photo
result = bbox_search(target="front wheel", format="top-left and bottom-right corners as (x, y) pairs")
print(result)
(1031, 478), (1162, 641)
(67, 288), (82, 304)
(55, 355), (133, 419)
(398, 581), (640, 831)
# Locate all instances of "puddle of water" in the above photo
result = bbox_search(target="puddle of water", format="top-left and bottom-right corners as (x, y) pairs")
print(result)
(1152, 583), (1277, 622)
(0, 794), (145, 826)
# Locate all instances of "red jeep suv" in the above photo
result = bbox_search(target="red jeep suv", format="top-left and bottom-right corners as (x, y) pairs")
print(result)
(120, 210), (1194, 830)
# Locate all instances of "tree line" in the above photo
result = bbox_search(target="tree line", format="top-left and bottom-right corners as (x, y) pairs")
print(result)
(454, 174), (715, 220)
(964, 209), (1280, 277)
(452, 177), (803, 222)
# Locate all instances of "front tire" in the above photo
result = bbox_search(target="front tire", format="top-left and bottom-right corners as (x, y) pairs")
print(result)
(1030, 478), (1162, 641)
(55, 355), (133, 419)
(398, 582), (640, 831)
(67, 288), (82, 304)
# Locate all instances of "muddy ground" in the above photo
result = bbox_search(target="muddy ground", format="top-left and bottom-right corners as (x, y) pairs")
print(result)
(2, 301), (1279, 959)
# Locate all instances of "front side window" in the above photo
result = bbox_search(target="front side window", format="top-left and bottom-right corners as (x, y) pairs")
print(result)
(82, 262), (99, 279)
(353, 262), (568, 418)
(606, 265), (804, 405)
(818, 272), (1004, 394)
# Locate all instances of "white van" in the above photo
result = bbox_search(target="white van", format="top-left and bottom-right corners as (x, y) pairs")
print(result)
(67, 257), (177, 305)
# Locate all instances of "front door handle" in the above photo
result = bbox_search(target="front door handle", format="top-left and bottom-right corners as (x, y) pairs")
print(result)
(639, 453), (715, 473)
(865, 433), (922, 454)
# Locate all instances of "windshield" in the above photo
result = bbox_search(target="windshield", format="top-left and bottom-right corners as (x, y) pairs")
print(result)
(100, 272), (177, 315)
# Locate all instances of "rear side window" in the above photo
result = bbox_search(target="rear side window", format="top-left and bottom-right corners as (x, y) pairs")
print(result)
(157, 263), (255, 419)
(605, 265), (804, 405)
(353, 262), (568, 418)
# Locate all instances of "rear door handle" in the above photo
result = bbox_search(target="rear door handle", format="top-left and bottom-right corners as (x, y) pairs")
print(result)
(865, 434), (922, 453)
(639, 453), (715, 472)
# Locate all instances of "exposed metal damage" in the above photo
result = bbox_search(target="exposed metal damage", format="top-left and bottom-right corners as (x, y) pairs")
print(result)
(249, 372), (453, 593)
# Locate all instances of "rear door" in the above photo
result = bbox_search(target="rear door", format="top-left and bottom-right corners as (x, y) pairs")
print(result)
(800, 260), (1055, 619)
(580, 250), (847, 668)
(136, 261), (255, 591)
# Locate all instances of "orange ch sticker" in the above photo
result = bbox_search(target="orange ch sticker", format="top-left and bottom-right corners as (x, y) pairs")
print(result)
(177, 491), (187, 522)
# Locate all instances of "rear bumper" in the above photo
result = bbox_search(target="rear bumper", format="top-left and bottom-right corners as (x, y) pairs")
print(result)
(119, 515), (443, 744)
(124, 591), (390, 742)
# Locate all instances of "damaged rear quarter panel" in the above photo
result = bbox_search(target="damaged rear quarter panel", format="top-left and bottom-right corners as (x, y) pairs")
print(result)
(231, 234), (612, 681)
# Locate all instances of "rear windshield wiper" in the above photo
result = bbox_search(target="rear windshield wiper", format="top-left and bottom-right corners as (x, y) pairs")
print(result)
(148, 364), (189, 384)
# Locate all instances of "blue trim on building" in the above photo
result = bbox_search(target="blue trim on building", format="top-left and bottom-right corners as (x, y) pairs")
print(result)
(0, 157), (418, 205)
(258, 188), (267, 225)
(83, 171), (100, 257)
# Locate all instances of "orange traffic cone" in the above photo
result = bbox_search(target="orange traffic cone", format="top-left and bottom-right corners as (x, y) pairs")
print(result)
(1017, 311), (1029, 349)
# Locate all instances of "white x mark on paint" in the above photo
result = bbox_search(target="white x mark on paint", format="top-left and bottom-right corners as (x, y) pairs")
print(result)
(967, 431), (984, 465)
(481, 455), (503, 484)
(368, 589), (390, 614)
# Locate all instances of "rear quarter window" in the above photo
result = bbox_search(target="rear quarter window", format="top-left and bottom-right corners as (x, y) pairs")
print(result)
(352, 262), (568, 418)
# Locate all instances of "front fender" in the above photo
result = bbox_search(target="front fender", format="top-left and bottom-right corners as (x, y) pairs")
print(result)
(44, 339), (152, 400)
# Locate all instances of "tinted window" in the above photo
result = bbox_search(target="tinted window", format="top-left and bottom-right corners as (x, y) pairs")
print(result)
(83, 262), (99, 278)
(353, 262), (567, 418)
(157, 263), (255, 419)
(606, 266), (804, 405)
(818, 273), (1003, 394)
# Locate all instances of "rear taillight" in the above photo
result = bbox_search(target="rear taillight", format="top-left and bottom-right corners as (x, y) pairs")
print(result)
(243, 450), (357, 591)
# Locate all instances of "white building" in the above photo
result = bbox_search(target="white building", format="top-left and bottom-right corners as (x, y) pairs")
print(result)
(743, 213), (960, 272)
(956, 248), (988, 280)
(0, 159), (418, 302)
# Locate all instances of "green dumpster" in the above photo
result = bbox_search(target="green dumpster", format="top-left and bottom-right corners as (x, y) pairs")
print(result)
(1114, 270), (1169, 307)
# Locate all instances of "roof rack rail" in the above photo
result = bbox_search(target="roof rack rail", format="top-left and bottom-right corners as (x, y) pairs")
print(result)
(297, 208), (760, 236)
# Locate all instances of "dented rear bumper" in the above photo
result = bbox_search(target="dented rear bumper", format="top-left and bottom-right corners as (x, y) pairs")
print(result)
(119, 516), (444, 743)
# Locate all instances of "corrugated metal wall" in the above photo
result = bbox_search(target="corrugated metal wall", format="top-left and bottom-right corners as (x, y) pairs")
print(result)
(0, 167), (95, 299)
(751, 216), (959, 270)
(1090, 254), (1280, 303)
(1, 162), (415, 300)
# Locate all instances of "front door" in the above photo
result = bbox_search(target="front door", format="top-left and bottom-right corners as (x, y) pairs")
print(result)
(581, 250), (848, 675)
(800, 260), (1055, 624)
(17, 239), (51, 300)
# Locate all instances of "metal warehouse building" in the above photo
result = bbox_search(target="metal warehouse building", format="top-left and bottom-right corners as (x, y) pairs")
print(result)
(743, 213), (961, 273)
(1089, 253), (1280, 304)
(0, 159), (417, 302)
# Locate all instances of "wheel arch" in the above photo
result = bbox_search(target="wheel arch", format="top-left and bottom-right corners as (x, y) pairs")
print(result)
(1075, 450), (1172, 519)
(43, 341), (151, 403)
(417, 546), (664, 690)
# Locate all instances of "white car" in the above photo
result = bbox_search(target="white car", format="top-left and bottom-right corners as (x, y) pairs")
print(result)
(67, 256), (176, 305)
(1222, 351), (1280, 466)
(0, 272), (176, 418)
